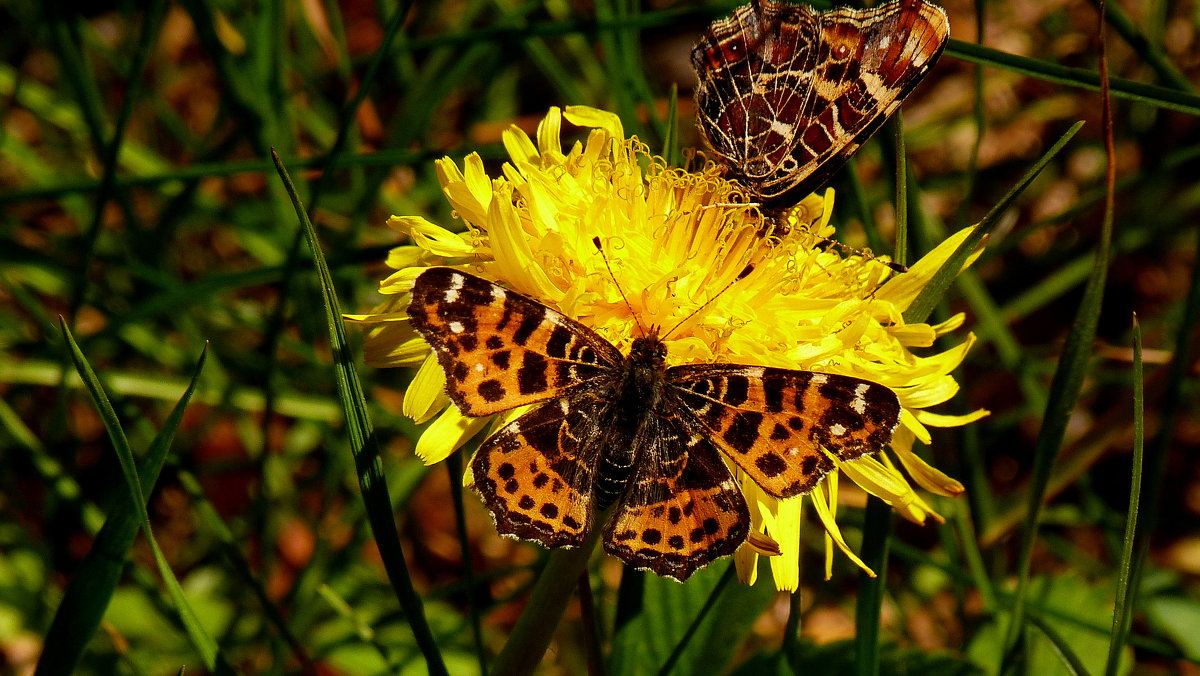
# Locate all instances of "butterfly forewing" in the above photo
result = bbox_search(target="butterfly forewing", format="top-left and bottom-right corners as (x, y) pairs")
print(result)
(692, 0), (949, 208)
(408, 267), (623, 416)
(604, 415), (749, 581)
(668, 365), (901, 497)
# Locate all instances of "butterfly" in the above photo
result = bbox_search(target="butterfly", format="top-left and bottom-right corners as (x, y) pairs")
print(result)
(692, 0), (950, 211)
(407, 266), (902, 581)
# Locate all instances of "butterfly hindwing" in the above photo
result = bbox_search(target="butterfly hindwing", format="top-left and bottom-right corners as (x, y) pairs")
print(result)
(603, 415), (749, 581)
(471, 393), (613, 547)
(692, 0), (949, 207)
(669, 365), (901, 497)
(408, 267), (623, 416)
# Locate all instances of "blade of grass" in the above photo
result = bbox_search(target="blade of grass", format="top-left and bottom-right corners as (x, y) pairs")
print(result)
(446, 451), (489, 676)
(490, 527), (604, 676)
(949, 39), (1200, 116)
(655, 564), (736, 676)
(66, 0), (166, 320)
(578, 572), (607, 676)
(1084, 0), (1193, 92)
(174, 469), (315, 671)
(254, 0), (412, 590)
(594, 0), (655, 141)
(35, 343), (208, 676)
(1002, 2), (1118, 663)
(854, 497), (892, 676)
(0, 146), (490, 205)
(315, 584), (404, 671)
(1119, 202), (1200, 669)
(1104, 315), (1143, 676)
(782, 582), (803, 669)
(855, 116), (907, 676)
(55, 325), (232, 674)
(903, 121), (1083, 325)
(662, 84), (680, 167)
(954, 0), (987, 231)
(4, 358), (341, 422)
(1027, 613), (1093, 676)
(271, 150), (449, 676)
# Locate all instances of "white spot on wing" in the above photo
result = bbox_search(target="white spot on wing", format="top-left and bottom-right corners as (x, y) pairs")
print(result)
(444, 289), (459, 303)
(851, 383), (870, 415)
(449, 273), (465, 290)
(830, 423), (847, 437)
(448, 321), (464, 334)
(811, 373), (829, 385)
(770, 119), (795, 140)
(491, 286), (506, 301)
(473, 363), (484, 373)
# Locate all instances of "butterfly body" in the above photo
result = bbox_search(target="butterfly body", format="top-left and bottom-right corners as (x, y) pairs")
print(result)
(408, 267), (901, 580)
(593, 335), (670, 511)
(692, 0), (949, 210)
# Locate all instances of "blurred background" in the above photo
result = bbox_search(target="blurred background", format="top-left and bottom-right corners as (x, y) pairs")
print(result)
(2, 0), (1199, 673)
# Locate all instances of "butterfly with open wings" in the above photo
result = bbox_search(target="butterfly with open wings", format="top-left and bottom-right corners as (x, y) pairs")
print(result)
(407, 267), (901, 581)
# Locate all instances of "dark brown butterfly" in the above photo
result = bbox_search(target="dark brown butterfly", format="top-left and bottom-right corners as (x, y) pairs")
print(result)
(693, 0), (950, 210)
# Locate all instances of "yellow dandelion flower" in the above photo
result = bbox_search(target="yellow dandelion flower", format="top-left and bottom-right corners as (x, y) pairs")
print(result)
(350, 106), (987, 589)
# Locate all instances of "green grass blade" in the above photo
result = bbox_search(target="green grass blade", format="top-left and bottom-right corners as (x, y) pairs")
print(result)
(655, 565), (735, 676)
(174, 468), (316, 669)
(1086, 0), (1193, 92)
(34, 343), (208, 675)
(855, 117), (907, 676)
(948, 39), (1200, 116)
(445, 451), (489, 675)
(854, 497), (892, 676)
(1027, 613), (1093, 676)
(1104, 315), (1143, 676)
(662, 84), (680, 167)
(1002, 11), (1118, 661)
(1115, 193), (1200, 676)
(954, 0), (986, 231)
(492, 531), (604, 676)
(67, 0), (166, 318)
(888, 117), (908, 267)
(610, 562), (772, 676)
(54, 325), (230, 673)
(270, 150), (449, 676)
(903, 121), (1083, 325)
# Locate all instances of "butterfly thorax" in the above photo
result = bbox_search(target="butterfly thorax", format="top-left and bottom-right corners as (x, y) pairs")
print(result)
(593, 334), (670, 511)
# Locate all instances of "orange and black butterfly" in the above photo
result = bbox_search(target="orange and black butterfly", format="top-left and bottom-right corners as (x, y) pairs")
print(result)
(407, 267), (901, 581)
(693, 0), (950, 211)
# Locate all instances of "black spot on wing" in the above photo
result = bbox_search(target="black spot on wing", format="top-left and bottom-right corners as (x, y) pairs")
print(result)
(517, 352), (549, 395)
(479, 379), (505, 402)
(546, 325), (572, 359)
(510, 301), (542, 346)
(722, 375), (750, 406)
(723, 411), (763, 453)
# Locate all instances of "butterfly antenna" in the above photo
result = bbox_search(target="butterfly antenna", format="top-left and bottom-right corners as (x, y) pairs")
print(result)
(592, 237), (648, 338)
(662, 263), (756, 340)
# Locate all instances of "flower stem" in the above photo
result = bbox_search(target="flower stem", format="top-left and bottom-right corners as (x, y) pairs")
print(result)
(490, 526), (604, 676)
